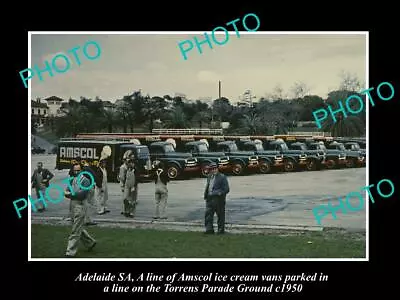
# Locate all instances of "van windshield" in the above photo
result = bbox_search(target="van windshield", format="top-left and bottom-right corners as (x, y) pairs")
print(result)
(137, 147), (149, 157)
(198, 144), (208, 152)
(229, 144), (238, 151)
(349, 144), (360, 150)
(280, 143), (289, 151)
(255, 143), (263, 151)
(164, 144), (175, 153)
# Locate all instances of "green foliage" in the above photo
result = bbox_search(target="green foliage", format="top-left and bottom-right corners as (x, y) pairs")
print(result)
(47, 75), (366, 137)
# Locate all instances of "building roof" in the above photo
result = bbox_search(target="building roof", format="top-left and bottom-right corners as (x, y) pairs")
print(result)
(44, 96), (64, 102)
(31, 100), (49, 108)
(103, 101), (116, 108)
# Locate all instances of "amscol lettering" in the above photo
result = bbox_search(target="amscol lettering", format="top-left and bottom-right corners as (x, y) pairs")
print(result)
(59, 147), (100, 159)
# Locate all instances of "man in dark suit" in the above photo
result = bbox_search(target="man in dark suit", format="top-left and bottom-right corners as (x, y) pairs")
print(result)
(203, 162), (230, 234)
(31, 162), (54, 212)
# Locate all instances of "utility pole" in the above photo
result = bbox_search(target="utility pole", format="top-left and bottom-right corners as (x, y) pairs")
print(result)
(219, 80), (221, 99)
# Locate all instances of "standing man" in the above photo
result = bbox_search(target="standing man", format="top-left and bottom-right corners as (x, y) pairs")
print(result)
(153, 161), (169, 220)
(67, 159), (98, 225)
(121, 158), (139, 218)
(81, 161), (99, 225)
(95, 158), (109, 215)
(118, 158), (128, 215)
(31, 162), (54, 212)
(203, 162), (230, 234)
(64, 163), (97, 257)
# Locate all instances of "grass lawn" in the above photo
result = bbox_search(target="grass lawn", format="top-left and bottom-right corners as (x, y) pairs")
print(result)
(31, 224), (365, 258)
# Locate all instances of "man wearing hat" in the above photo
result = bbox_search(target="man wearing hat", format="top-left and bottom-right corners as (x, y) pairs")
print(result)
(67, 157), (98, 225)
(31, 162), (54, 212)
(203, 162), (230, 234)
(120, 158), (139, 218)
(65, 163), (96, 257)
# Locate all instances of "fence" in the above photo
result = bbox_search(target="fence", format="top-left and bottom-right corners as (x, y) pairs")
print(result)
(152, 128), (223, 135)
(287, 132), (332, 137)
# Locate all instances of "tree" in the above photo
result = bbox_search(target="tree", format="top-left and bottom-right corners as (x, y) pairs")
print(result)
(265, 84), (285, 101)
(322, 115), (364, 137)
(173, 96), (184, 107)
(55, 105), (86, 137)
(240, 112), (262, 135)
(116, 99), (130, 133)
(295, 95), (326, 121)
(339, 71), (363, 92)
(212, 97), (232, 122)
(165, 106), (189, 128)
(103, 109), (117, 133)
(192, 110), (211, 128)
(290, 81), (310, 98)
(144, 96), (168, 132)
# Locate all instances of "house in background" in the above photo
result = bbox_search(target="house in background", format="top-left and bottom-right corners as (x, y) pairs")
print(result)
(31, 99), (49, 126)
(103, 100), (116, 111)
(44, 96), (64, 116)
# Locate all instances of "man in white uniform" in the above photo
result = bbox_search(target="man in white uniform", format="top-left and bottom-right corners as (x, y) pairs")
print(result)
(96, 159), (109, 215)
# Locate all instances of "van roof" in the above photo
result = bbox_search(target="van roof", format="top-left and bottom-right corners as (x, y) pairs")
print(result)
(58, 140), (135, 145)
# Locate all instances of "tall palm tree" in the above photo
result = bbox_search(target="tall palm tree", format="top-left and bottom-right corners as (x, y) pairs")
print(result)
(322, 115), (364, 137)
(103, 109), (117, 133)
(192, 110), (211, 128)
(165, 106), (189, 128)
(240, 112), (262, 135)
(55, 105), (85, 137)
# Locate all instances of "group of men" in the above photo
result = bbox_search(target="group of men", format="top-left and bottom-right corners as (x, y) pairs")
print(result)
(31, 157), (230, 257)
(118, 157), (169, 219)
(67, 158), (110, 225)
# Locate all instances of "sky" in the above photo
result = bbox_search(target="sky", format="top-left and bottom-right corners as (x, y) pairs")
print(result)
(30, 33), (367, 103)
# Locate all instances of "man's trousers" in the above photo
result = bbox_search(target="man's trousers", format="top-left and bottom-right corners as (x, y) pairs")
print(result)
(123, 186), (138, 216)
(65, 200), (96, 257)
(205, 196), (226, 233)
(155, 191), (168, 218)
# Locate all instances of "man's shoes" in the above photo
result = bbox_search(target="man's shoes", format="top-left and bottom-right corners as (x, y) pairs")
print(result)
(204, 231), (214, 235)
(65, 254), (75, 258)
(105, 210), (111, 213)
(85, 222), (97, 226)
(88, 241), (97, 252)
(97, 211), (106, 215)
(124, 213), (134, 218)
(153, 216), (160, 220)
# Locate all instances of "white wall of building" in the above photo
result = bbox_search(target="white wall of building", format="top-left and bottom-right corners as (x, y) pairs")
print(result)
(32, 107), (48, 116)
(46, 100), (62, 116)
